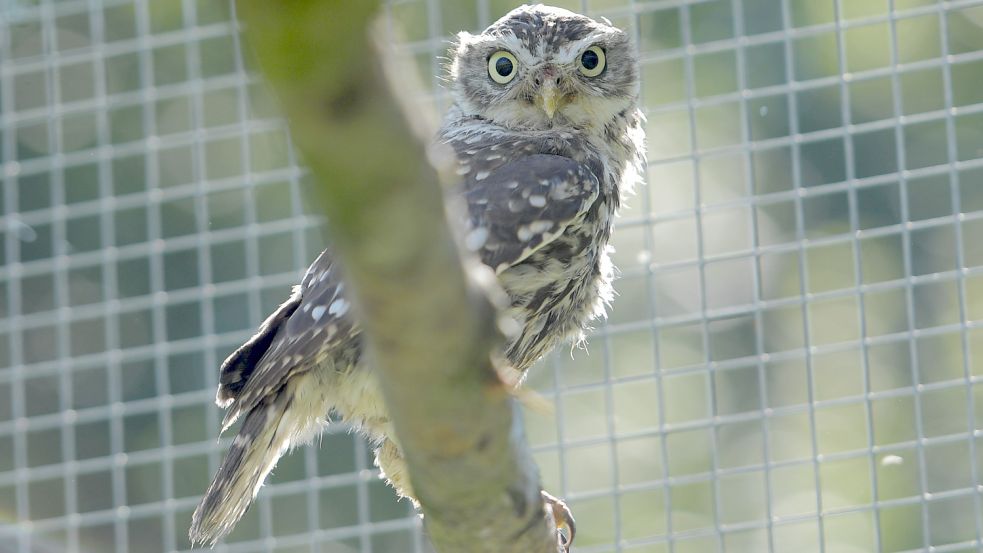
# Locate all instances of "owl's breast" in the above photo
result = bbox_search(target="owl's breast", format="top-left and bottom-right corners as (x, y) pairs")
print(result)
(437, 116), (633, 369)
(497, 198), (616, 370)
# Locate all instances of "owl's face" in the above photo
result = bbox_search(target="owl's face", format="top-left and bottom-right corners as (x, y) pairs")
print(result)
(449, 5), (638, 131)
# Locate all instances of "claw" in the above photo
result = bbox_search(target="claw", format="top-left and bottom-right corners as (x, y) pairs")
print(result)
(542, 490), (576, 551)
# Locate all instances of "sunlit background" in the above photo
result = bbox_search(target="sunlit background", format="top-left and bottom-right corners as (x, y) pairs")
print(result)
(2, 0), (983, 552)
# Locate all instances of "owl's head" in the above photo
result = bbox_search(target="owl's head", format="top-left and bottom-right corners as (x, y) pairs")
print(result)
(449, 4), (638, 131)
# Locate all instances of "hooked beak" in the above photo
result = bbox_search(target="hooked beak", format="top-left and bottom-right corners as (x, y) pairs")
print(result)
(538, 82), (562, 119)
(533, 66), (569, 120)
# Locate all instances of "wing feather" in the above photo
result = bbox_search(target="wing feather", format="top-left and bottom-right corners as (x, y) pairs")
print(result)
(216, 289), (302, 407)
(216, 141), (599, 429)
(461, 153), (599, 273)
(218, 249), (360, 430)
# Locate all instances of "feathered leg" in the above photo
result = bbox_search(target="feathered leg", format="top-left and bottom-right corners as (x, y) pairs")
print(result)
(374, 437), (415, 503)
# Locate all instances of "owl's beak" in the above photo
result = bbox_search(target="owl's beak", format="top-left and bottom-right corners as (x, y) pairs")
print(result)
(538, 84), (562, 119)
(533, 66), (568, 119)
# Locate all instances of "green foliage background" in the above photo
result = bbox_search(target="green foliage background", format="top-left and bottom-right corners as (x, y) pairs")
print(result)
(2, 0), (982, 552)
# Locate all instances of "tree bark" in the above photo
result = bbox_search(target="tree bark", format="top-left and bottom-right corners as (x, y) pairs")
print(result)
(235, 2), (564, 552)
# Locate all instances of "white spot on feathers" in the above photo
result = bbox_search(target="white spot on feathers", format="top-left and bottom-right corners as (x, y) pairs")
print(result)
(311, 305), (327, 320)
(465, 227), (489, 250)
(528, 195), (546, 207)
(328, 299), (349, 316)
(475, 170), (490, 180)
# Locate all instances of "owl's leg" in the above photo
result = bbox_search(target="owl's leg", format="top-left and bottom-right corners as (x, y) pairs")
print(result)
(376, 437), (574, 550)
(374, 437), (418, 504)
(542, 489), (576, 552)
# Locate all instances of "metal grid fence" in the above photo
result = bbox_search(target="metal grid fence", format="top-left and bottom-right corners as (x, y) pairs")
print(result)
(2, 0), (983, 552)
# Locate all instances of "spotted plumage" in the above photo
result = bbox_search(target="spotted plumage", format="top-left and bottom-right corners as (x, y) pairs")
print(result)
(190, 4), (645, 547)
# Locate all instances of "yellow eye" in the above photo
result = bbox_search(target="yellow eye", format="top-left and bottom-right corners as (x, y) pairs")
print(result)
(488, 51), (518, 84)
(578, 45), (605, 77)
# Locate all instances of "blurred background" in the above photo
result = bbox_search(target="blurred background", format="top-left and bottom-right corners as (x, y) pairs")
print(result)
(1, 0), (983, 552)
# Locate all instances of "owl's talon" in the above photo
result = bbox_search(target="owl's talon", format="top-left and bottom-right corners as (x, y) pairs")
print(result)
(542, 490), (576, 551)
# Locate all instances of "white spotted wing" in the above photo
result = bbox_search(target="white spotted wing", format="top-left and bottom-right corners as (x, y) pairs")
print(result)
(215, 149), (598, 428)
(460, 153), (600, 274)
(217, 249), (360, 429)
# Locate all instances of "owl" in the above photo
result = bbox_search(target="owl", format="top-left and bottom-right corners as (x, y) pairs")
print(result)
(190, 4), (645, 549)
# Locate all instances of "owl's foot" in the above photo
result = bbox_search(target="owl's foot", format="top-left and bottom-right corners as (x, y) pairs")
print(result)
(542, 490), (576, 551)
(379, 438), (575, 549)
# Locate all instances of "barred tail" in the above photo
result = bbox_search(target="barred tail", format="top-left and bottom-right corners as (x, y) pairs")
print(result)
(189, 395), (291, 546)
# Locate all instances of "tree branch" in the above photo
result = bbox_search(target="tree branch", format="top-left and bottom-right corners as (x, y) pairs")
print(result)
(235, 2), (563, 552)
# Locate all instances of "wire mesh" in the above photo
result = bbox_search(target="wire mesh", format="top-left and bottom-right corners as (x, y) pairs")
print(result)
(1, 0), (983, 552)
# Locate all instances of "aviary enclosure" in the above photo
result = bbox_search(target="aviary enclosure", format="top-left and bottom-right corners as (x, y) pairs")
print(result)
(1, 0), (983, 552)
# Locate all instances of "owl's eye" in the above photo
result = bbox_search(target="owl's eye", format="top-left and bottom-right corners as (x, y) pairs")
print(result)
(578, 46), (606, 77)
(488, 51), (518, 84)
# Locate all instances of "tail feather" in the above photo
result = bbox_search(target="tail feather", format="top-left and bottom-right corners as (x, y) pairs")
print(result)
(189, 396), (291, 546)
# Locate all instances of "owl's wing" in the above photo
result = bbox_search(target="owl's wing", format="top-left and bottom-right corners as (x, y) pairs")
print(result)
(462, 153), (599, 274)
(216, 249), (360, 430)
(216, 154), (597, 425)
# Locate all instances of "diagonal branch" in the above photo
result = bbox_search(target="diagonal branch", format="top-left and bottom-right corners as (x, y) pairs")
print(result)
(235, 2), (564, 552)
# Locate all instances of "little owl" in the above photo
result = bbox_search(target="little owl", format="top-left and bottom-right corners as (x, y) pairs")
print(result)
(190, 4), (645, 549)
